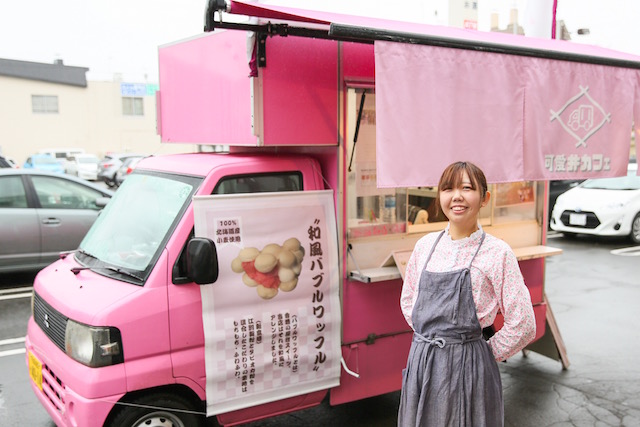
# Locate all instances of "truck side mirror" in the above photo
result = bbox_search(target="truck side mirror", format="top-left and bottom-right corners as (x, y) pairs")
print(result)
(187, 237), (219, 285)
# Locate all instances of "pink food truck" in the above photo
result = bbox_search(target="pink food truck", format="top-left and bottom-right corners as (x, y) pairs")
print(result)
(26, 2), (640, 426)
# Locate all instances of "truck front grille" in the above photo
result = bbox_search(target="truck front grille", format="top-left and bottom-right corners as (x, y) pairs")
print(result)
(33, 292), (68, 352)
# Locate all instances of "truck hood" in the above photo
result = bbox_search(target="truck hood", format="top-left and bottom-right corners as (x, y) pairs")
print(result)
(34, 255), (144, 325)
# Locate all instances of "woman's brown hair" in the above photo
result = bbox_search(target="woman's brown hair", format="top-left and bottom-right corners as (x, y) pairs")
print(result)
(435, 161), (488, 216)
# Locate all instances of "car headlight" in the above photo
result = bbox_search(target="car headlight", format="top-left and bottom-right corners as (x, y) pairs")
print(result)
(65, 319), (124, 367)
(601, 202), (624, 210)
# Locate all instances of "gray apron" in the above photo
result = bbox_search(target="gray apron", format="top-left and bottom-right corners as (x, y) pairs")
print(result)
(398, 231), (503, 427)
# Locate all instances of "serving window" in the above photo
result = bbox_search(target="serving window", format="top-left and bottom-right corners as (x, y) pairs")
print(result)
(345, 88), (541, 241)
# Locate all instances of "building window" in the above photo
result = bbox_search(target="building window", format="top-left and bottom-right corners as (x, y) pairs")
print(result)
(32, 95), (59, 114)
(122, 97), (144, 116)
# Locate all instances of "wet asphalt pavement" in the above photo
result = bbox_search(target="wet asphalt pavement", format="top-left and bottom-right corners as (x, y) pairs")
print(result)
(500, 235), (640, 427)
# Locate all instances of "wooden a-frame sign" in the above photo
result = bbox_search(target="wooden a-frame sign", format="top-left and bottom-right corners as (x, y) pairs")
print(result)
(523, 294), (570, 369)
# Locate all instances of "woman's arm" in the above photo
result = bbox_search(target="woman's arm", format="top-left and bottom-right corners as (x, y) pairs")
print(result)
(400, 247), (419, 328)
(400, 235), (435, 328)
(487, 247), (536, 361)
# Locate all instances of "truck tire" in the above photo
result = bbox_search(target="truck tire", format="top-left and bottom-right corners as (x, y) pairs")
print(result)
(631, 213), (640, 245)
(107, 392), (206, 427)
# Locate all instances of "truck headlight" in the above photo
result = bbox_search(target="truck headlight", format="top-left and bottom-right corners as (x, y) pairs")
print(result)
(65, 319), (124, 367)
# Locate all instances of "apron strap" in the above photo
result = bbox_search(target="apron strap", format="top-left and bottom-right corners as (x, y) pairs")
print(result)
(424, 228), (485, 270)
(468, 231), (486, 268)
(414, 331), (482, 347)
(424, 230), (446, 269)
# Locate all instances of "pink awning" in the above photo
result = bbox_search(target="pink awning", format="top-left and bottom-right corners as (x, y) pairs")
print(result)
(375, 41), (640, 186)
(221, 1), (640, 184)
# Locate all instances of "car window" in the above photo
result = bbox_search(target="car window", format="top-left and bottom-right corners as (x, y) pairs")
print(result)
(35, 156), (59, 165)
(0, 176), (28, 208)
(31, 176), (105, 210)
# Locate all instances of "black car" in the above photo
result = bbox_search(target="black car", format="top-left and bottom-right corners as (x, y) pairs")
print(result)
(548, 179), (583, 224)
(0, 155), (12, 168)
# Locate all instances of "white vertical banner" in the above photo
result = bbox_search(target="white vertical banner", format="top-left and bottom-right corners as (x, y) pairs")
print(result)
(193, 190), (341, 416)
(523, 0), (556, 39)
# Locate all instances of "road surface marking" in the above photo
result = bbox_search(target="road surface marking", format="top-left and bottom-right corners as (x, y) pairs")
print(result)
(0, 337), (26, 346)
(0, 348), (26, 358)
(0, 292), (32, 301)
(0, 286), (33, 294)
(0, 337), (27, 358)
(610, 246), (640, 256)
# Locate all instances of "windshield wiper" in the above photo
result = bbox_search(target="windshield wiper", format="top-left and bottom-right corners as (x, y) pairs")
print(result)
(104, 266), (144, 282)
(70, 264), (144, 282)
(76, 249), (99, 261)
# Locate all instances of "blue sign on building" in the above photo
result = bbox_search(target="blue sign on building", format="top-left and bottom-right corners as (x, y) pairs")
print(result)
(121, 83), (148, 97)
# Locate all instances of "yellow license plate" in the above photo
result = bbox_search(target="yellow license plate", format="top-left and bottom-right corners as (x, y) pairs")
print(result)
(28, 351), (43, 390)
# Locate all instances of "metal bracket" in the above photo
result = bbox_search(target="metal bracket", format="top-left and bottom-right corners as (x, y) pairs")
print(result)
(257, 33), (267, 68)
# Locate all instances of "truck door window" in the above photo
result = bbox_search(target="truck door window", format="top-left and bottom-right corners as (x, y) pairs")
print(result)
(213, 172), (302, 194)
(173, 172), (303, 284)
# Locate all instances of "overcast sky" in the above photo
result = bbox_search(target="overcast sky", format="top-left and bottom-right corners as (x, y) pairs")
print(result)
(1, 0), (638, 83)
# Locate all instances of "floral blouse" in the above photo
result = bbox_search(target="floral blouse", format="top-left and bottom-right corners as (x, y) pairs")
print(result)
(400, 225), (536, 362)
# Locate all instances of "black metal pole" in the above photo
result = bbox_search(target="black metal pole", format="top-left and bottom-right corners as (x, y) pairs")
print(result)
(329, 23), (640, 70)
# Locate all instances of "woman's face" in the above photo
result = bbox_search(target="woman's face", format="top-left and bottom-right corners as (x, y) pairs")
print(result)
(439, 171), (488, 228)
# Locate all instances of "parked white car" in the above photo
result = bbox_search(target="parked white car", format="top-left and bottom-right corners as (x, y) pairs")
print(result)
(550, 163), (640, 244)
(64, 154), (101, 181)
(39, 147), (85, 165)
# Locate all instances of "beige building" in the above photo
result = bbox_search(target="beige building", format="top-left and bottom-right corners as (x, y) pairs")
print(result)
(0, 58), (195, 165)
(449, 0), (478, 29)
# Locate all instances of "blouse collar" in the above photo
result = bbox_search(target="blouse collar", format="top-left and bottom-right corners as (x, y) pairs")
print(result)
(444, 223), (484, 244)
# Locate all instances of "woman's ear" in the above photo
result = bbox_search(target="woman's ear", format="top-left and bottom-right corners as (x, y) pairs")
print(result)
(481, 191), (491, 207)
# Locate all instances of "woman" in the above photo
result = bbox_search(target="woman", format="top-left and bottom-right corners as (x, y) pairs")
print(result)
(398, 161), (536, 426)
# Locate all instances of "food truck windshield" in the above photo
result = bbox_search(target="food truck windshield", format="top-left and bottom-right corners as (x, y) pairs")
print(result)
(77, 171), (202, 281)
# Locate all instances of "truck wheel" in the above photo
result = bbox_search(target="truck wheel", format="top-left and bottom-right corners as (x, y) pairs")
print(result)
(631, 213), (640, 245)
(107, 392), (205, 427)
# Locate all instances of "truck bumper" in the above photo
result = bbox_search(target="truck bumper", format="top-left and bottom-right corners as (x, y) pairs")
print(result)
(25, 319), (125, 427)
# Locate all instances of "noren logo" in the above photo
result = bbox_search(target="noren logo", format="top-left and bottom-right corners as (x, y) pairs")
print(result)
(550, 85), (611, 148)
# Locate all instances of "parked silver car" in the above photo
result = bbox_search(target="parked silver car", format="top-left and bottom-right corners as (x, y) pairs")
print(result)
(98, 153), (146, 187)
(0, 169), (113, 273)
(114, 156), (145, 187)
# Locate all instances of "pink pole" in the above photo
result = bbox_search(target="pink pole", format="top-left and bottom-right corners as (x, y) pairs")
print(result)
(551, 0), (558, 39)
